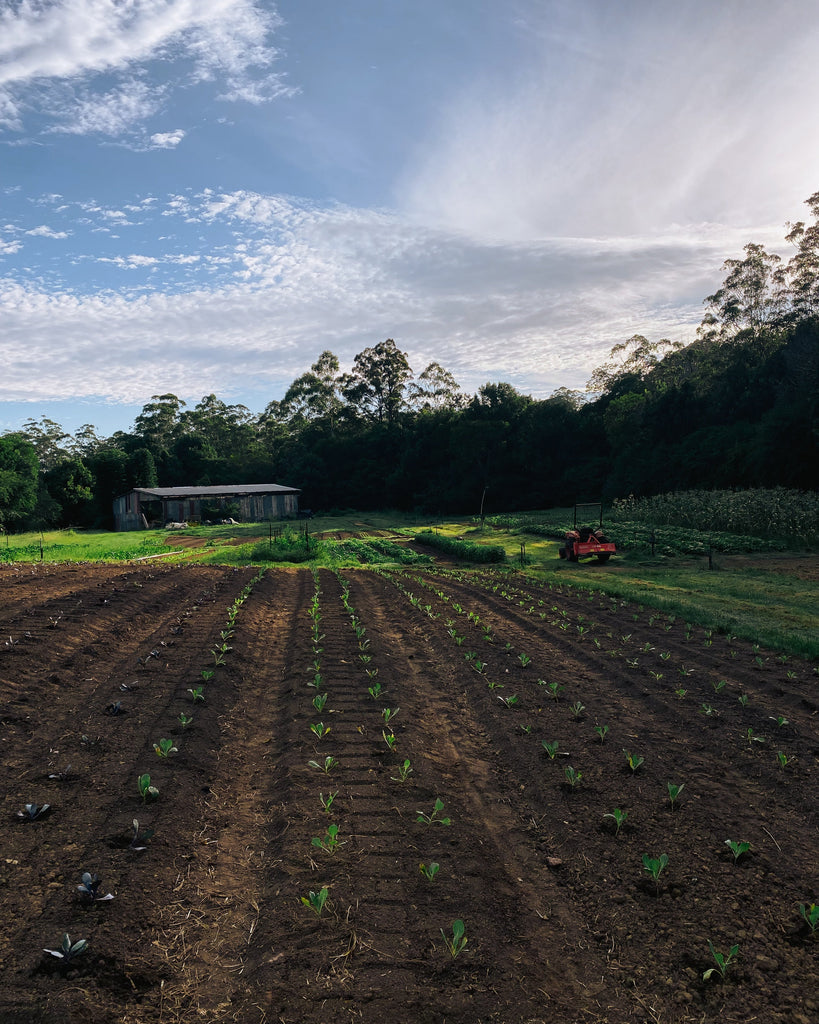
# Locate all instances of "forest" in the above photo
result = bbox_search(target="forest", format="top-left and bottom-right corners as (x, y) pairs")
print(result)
(1, 192), (818, 530)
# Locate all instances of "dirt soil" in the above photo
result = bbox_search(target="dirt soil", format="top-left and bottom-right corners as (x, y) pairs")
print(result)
(1, 562), (817, 1024)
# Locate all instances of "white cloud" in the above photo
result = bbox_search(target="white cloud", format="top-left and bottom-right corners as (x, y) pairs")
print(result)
(400, 1), (819, 244)
(148, 129), (185, 149)
(0, 190), (739, 407)
(26, 225), (69, 239)
(0, 0), (291, 137)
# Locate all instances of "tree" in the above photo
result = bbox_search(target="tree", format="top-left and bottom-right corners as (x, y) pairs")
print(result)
(44, 458), (94, 525)
(0, 433), (39, 529)
(280, 351), (344, 430)
(699, 243), (786, 344)
(587, 336), (682, 396)
(408, 361), (467, 411)
(341, 339), (413, 425)
(785, 190), (819, 320)
(133, 394), (186, 454)
(20, 417), (72, 471)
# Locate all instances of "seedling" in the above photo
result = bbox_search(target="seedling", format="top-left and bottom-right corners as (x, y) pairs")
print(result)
(738, 693), (748, 707)
(104, 700), (125, 716)
(725, 839), (751, 862)
(440, 918), (467, 958)
(187, 686), (205, 703)
(712, 679), (727, 694)
(301, 886), (329, 916)
(48, 765), (73, 782)
(308, 756), (338, 774)
(542, 740), (560, 760)
(544, 681), (564, 701)
(569, 701), (585, 719)
(798, 902), (819, 935)
(674, 688), (687, 699)
(518, 653), (531, 667)
(130, 818), (153, 851)
(44, 933), (89, 963)
(498, 694), (519, 708)
(667, 782), (685, 809)
(520, 723), (532, 735)
(604, 808), (628, 836)
(201, 668), (214, 682)
(703, 939), (739, 981)
(368, 682), (383, 700)
(746, 727), (765, 745)
(700, 703), (716, 717)
(319, 790), (338, 814)
(624, 750), (644, 773)
(77, 871), (114, 902)
(594, 724), (609, 743)
(178, 713), (193, 729)
(137, 773), (159, 802)
(776, 750), (794, 769)
(308, 672), (323, 690)
(153, 738), (178, 758)
(416, 798), (451, 826)
(419, 862), (440, 881)
(382, 730), (397, 752)
(312, 692), (327, 713)
(311, 823), (345, 854)
(642, 853), (669, 891)
(309, 722), (330, 740)
(382, 707), (399, 726)
(564, 765), (582, 789)
(391, 758), (413, 782)
(770, 715), (789, 728)
(16, 802), (51, 821)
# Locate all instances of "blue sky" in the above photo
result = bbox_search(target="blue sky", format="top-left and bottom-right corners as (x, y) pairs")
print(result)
(2, 0), (819, 437)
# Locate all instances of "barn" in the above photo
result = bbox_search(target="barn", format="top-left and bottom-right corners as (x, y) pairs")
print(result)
(113, 483), (301, 531)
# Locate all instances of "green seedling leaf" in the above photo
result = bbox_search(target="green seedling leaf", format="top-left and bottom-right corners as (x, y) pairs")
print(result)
(178, 713), (193, 729)
(319, 790), (338, 813)
(542, 740), (560, 759)
(725, 839), (751, 862)
(703, 939), (739, 981)
(666, 782), (685, 808)
(391, 758), (413, 782)
(137, 773), (159, 802)
(153, 738), (178, 758)
(187, 686), (205, 703)
(44, 933), (89, 962)
(564, 765), (582, 788)
(798, 902), (819, 934)
(300, 886), (329, 916)
(604, 808), (628, 836)
(594, 724), (609, 743)
(311, 823), (345, 854)
(624, 750), (644, 773)
(308, 756), (338, 774)
(441, 918), (467, 958)
(416, 797), (451, 826)
(309, 721), (330, 740)
(419, 861), (440, 881)
(642, 853), (669, 888)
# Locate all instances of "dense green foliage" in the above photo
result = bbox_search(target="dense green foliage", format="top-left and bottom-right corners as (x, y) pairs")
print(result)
(2, 191), (818, 529)
(415, 531), (507, 563)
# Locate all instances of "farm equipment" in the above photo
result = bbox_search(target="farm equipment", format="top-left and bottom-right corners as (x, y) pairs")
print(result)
(559, 503), (617, 563)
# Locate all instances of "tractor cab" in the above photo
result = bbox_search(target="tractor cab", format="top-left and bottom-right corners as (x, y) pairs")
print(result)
(559, 503), (617, 563)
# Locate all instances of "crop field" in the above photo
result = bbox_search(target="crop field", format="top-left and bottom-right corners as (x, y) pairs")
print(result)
(1, 561), (817, 1024)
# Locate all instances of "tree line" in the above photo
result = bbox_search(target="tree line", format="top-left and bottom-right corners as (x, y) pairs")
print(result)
(2, 191), (818, 530)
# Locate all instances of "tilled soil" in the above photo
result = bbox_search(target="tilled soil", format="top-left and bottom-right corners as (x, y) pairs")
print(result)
(0, 562), (817, 1024)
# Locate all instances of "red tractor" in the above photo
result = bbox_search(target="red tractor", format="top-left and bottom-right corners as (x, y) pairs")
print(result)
(559, 503), (617, 563)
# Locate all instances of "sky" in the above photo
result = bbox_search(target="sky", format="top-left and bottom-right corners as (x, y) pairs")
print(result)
(2, 0), (819, 438)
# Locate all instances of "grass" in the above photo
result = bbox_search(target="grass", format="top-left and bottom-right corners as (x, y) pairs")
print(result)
(2, 512), (816, 660)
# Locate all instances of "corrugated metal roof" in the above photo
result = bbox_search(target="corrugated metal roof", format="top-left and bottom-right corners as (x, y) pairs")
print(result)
(132, 483), (300, 498)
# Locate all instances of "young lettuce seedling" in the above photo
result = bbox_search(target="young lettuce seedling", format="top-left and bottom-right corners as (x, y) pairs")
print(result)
(300, 886), (329, 916)
(624, 750), (644, 773)
(16, 802), (51, 821)
(187, 687), (205, 703)
(441, 919), (467, 958)
(381, 707), (399, 726)
(319, 790), (338, 814)
(311, 823), (345, 854)
(569, 701), (585, 719)
(312, 693), (328, 713)
(309, 722), (330, 740)
(77, 871), (114, 902)
(419, 861), (440, 881)
(604, 808), (628, 836)
(178, 713), (193, 729)
(666, 782), (685, 809)
(594, 724), (609, 743)
(542, 740), (560, 760)
(564, 765), (582, 789)
(367, 682), (383, 700)
(416, 798), (451, 826)
(308, 756), (338, 774)
(130, 819), (153, 851)
(391, 758), (413, 783)
(153, 738), (178, 758)
(137, 773), (159, 802)
(776, 750), (794, 769)
(382, 730), (397, 752)
(43, 933), (89, 963)
(798, 902), (819, 935)
(703, 939), (739, 981)
(724, 839), (750, 863)
(642, 853), (669, 892)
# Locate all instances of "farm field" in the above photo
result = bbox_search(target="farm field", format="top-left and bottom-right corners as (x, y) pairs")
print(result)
(1, 562), (817, 1024)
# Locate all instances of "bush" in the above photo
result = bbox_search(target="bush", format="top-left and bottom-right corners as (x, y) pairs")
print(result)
(415, 531), (506, 563)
